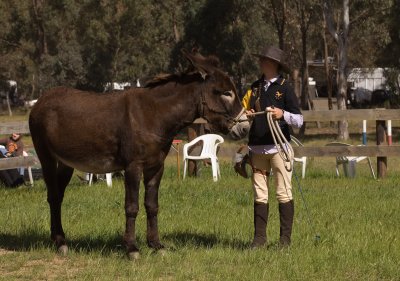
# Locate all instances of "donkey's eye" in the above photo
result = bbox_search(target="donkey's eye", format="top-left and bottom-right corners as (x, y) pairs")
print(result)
(222, 90), (233, 96)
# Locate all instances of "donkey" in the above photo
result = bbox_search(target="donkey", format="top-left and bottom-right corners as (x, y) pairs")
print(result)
(29, 50), (246, 259)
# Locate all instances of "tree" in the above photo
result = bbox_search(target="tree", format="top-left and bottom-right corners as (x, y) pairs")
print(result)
(324, 0), (350, 140)
(260, 0), (287, 50)
(381, 0), (400, 95)
(175, 0), (276, 92)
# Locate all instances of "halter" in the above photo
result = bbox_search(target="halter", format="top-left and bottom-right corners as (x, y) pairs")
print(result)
(198, 84), (247, 128)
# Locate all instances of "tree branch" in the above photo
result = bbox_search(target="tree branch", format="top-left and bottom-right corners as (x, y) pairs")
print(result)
(0, 38), (21, 48)
(323, 1), (338, 43)
(349, 6), (391, 26)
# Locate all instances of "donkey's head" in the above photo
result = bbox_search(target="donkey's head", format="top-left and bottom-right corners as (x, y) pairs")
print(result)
(182, 49), (245, 135)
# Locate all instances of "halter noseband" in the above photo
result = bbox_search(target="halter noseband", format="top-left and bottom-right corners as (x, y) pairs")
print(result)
(198, 85), (246, 129)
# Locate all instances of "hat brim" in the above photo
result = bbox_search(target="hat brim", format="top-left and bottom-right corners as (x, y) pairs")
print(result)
(252, 53), (291, 74)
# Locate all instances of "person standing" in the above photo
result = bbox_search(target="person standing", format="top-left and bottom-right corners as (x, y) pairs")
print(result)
(241, 46), (303, 248)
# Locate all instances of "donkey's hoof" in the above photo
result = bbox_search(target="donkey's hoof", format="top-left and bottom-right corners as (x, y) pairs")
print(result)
(58, 245), (68, 256)
(127, 251), (140, 261)
(158, 248), (168, 256)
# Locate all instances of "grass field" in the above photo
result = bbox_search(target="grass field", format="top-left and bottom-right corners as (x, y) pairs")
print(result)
(1, 112), (399, 280)
(0, 159), (399, 280)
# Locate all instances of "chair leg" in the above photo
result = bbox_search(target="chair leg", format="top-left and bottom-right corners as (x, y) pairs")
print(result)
(28, 166), (34, 186)
(89, 173), (93, 186)
(217, 160), (221, 179)
(210, 157), (218, 182)
(106, 173), (112, 187)
(348, 161), (356, 178)
(367, 157), (376, 179)
(302, 159), (306, 179)
(335, 162), (340, 177)
(183, 159), (187, 179)
(343, 163), (350, 177)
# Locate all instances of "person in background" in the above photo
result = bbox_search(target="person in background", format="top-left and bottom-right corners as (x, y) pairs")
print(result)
(0, 133), (25, 177)
(0, 133), (24, 157)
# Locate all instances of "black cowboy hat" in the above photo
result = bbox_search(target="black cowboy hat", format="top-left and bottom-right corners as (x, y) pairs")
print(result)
(252, 46), (290, 73)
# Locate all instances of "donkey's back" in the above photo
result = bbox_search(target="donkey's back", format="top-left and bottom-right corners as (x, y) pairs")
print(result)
(29, 87), (144, 173)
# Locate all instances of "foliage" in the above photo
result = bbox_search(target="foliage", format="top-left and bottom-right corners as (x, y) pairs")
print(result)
(0, 0), (398, 99)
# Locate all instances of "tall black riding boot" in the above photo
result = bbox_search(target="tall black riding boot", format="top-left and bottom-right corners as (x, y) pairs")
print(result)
(250, 202), (269, 248)
(279, 200), (294, 247)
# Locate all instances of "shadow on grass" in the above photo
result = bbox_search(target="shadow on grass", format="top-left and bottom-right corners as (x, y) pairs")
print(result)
(0, 229), (248, 255)
(163, 231), (248, 250)
(0, 229), (124, 255)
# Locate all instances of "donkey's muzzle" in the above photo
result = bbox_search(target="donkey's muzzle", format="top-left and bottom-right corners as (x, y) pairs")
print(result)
(228, 114), (251, 140)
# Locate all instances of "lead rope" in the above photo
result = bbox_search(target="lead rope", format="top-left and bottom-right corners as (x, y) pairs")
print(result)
(265, 108), (294, 172)
(244, 108), (294, 172)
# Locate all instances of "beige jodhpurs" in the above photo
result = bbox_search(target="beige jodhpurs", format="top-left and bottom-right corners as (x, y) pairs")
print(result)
(250, 152), (293, 204)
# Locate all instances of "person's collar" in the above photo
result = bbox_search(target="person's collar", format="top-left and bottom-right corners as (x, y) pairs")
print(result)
(262, 74), (280, 84)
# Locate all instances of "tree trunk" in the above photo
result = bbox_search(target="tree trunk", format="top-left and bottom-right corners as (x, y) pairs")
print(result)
(269, 0), (286, 50)
(322, 12), (335, 127)
(32, 0), (48, 58)
(6, 92), (12, 116)
(292, 69), (301, 98)
(173, 13), (180, 43)
(336, 0), (349, 140)
(322, 13), (333, 111)
(31, 74), (36, 100)
(300, 27), (309, 110)
(323, 0), (349, 140)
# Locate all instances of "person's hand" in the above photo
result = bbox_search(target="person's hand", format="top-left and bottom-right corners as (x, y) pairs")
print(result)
(266, 107), (284, 120)
(245, 109), (255, 121)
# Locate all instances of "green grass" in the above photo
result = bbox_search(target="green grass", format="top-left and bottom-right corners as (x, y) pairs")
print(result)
(0, 160), (399, 281)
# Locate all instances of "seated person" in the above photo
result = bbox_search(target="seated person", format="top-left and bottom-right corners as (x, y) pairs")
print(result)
(0, 133), (25, 177)
(0, 133), (24, 157)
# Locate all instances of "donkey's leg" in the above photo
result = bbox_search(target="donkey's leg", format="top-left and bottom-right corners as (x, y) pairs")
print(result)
(123, 163), (142, 260)
(143, 163), (165, 250)
(39, 149), (73, 254)
(53, 162), (74, 254)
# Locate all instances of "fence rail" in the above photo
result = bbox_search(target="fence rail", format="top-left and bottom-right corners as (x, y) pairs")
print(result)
(0, 156), (37, 170)
(301, 109), (400, 122)
(192, 109), (400, 124)
(1, 109), (399, 178)
(293, 145), (400, 157)
(0, 121), (29, 135)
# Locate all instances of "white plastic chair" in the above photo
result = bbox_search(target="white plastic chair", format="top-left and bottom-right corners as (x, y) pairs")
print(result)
(22, 151), (34, 186)
(325, 142), (376, 179)
(88, 173), (113, 187)
(290, 136), (307, 179)
(183, 134), (224, 182)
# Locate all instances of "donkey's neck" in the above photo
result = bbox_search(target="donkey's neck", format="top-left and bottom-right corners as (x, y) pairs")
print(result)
(145, 81), (202, 140)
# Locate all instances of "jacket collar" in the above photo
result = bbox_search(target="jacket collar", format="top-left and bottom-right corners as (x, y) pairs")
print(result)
(259, 75), (286, 86)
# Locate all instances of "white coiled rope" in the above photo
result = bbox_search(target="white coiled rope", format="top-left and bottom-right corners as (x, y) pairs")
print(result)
(245, 107), (294, 172)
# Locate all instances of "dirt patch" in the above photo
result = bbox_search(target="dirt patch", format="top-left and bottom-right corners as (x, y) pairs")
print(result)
(0, 248), (15, 256)
(1, 255), (83, 280)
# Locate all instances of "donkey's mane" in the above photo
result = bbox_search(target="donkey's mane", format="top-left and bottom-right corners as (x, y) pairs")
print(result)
(145, 54), (221, 88)
(144, 73), (183, 88)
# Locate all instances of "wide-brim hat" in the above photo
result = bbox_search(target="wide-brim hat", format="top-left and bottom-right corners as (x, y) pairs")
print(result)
(252, 46), (290, 73)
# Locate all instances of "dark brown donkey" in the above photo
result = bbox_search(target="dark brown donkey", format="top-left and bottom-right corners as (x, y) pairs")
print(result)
(29, 50), (244, 259)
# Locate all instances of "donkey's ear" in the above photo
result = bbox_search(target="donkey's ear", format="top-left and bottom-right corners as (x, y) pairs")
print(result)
(181, 48), (211, 80)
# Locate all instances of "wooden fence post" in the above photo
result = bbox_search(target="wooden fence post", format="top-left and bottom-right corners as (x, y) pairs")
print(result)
(376, 120), (387, 178)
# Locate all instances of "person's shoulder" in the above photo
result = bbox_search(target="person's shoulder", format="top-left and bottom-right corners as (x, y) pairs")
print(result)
(276, 77), (294, 92)
(250, 77), (263, 90)
(276, 76), (289, 87)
